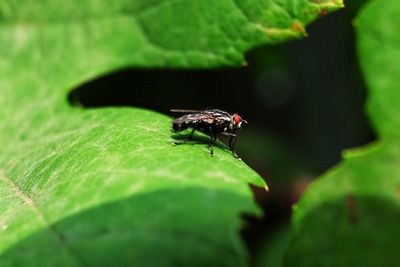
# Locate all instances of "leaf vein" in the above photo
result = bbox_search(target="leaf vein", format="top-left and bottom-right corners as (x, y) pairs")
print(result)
(0, 170), (88, 267)
(230, 0), (298, 38)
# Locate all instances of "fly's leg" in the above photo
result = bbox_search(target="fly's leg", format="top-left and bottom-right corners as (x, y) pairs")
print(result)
(229, 136), (240, 159)
(209, 126), (216, 157)
(222, 132), (240, 159)
(210, 137), (214, 157)
(173, 128), (195, 145)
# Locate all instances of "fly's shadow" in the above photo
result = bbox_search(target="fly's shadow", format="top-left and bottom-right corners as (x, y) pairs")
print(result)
(170, 131), (233, 155)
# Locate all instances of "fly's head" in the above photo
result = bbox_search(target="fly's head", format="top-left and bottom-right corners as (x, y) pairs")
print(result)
(229, 113), (247, 131)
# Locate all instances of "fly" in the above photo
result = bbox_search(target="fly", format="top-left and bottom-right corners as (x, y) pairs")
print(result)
(171, 108), (247, 158)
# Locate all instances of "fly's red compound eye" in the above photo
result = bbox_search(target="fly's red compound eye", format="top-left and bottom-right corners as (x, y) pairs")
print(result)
(233, 114), (241, 125)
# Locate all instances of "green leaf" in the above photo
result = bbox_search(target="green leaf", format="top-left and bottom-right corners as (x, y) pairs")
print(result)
(285, 1), (400, 266)
(1, 109), (266, 267)
(0, 0), (341, 266)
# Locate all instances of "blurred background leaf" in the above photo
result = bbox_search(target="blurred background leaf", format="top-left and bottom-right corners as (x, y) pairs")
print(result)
(284, 1), (400, 266)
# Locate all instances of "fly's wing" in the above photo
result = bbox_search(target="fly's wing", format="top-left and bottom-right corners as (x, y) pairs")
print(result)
(172, 111), (216, 131)
(170, 109), (201, 113)
(173, 112), (216, 124)
(202, 109), (231, 126)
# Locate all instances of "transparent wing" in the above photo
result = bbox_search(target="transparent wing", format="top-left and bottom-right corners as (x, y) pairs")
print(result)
(170, 109), (201, 113)
(173, 112), (216, 124)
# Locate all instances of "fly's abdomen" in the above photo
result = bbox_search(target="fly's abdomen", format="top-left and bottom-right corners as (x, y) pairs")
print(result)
(172, 118), (190, 132)
(172, 122), (187, 131)
(171, 112), (214, 132)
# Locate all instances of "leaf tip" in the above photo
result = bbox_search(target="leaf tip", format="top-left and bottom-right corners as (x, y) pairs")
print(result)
(331, 0), (345, 9)
(342, 141), (382, 159)
(311, 0), (344, 10)
(264, 184), (269, 192)
(291, 22), (307, 37)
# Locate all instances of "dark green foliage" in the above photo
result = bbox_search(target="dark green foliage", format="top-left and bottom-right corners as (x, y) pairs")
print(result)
(285, 1), (400, 266)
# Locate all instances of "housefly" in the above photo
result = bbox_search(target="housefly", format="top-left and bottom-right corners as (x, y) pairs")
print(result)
(171, 108), (247, 158)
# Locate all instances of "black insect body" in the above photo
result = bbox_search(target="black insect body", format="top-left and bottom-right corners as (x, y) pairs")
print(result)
(171, 109), (247, 158)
